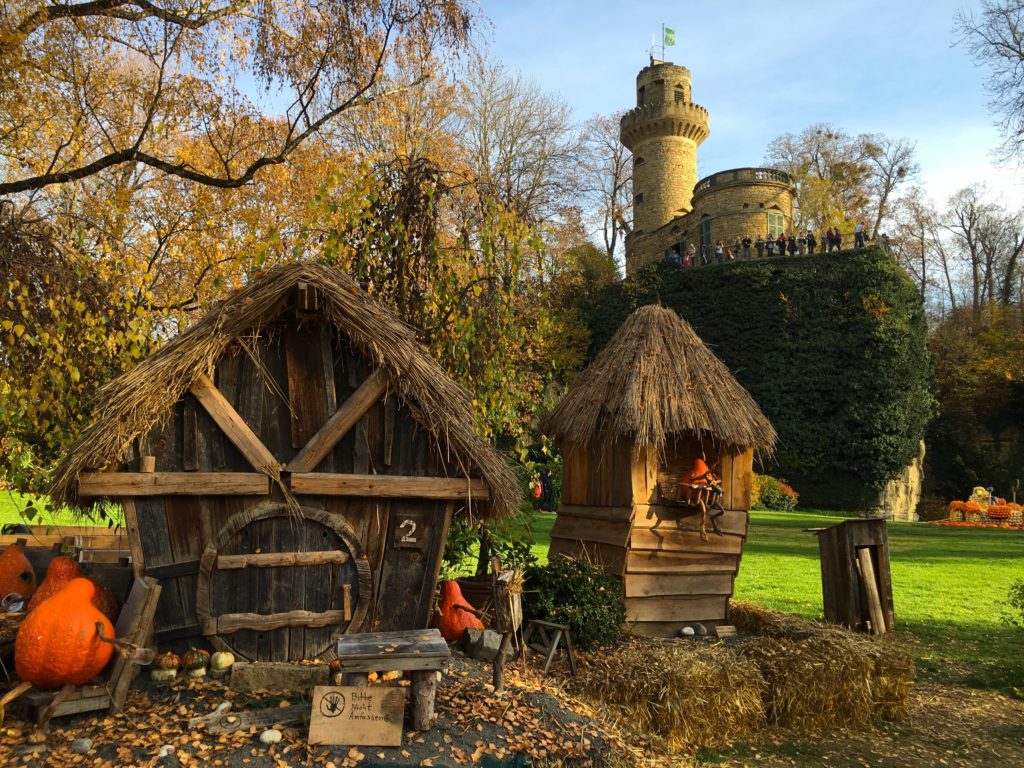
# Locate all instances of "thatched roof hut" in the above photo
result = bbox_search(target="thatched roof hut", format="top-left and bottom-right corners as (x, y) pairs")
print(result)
(542, 304), (776, 637)
(542, 304), (776, 454)
(50, 263), (518, 659)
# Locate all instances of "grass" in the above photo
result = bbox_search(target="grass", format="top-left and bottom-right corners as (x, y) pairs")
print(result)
(0, 490), (122, 529)
(528, 507), (1024, 696)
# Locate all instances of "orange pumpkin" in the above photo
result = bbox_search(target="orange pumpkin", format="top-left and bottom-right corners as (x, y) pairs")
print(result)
(686, 458), (717, 485)
(27, 556), (121, 622)
(15, 578), (114, 689)
(433, 580), (484, 642)
(0, 542), (36, 600)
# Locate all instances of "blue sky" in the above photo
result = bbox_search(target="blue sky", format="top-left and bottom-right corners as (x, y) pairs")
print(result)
(476, 0), (1024, 208)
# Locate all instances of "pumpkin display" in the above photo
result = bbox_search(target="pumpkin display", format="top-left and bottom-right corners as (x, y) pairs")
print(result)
(0, 543), (37, 601)
(182, 647), (210, 678)
(151, 652), (181, 682)
(15, 578), (114, 689)
(432, 580), (484, 643)
(27, 555), (121, 622)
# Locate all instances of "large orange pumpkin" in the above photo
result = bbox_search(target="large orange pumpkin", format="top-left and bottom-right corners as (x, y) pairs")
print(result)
(27, 556), (121, 622)
(433, 580), (484, 642)
(15, 578), (115, 689)
(0, 543), (36, 600)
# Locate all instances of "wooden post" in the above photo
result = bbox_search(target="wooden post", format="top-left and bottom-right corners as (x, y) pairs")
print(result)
(410, 670), (438, 729)
(856, 548), (886, 636)
(342, 584), (352, 622)
(139, 455), (156, 473)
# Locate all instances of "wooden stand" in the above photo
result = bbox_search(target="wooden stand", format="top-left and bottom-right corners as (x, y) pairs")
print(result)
(516, 620), (577, 676)
(333, 628), (449, 730)
(815, 519), (894, 634)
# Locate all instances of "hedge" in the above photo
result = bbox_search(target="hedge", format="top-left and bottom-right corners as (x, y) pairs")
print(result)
(579, 248), (935, 510)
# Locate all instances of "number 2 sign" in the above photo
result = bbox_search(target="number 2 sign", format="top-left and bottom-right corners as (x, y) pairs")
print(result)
(393, 514), (424, 549)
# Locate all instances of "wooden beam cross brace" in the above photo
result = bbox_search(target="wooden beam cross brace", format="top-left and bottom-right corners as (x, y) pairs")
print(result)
(189, 373), (282, 474)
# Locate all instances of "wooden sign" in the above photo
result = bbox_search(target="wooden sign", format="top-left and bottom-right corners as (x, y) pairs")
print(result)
(393, 512), (426, 549)
(308, 686), (405, 746)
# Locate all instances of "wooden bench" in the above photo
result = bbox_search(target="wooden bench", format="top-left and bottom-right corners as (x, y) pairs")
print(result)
(333, 628), (449, 730)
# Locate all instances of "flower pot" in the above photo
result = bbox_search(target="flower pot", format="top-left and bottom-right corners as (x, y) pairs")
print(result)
(454, 576), (493, 621)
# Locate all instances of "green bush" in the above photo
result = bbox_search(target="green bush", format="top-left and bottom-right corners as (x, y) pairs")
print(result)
(754, 475), (799, 511)
(523, 556), (625, 649)
(1002, 579), (1024, 629)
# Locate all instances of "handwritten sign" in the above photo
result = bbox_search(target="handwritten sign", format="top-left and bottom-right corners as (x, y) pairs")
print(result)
(307, 686), (405, 746)
(393, 512), (427, 549)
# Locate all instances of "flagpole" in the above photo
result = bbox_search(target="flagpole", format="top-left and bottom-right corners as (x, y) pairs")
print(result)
(661, 23), (665, 61)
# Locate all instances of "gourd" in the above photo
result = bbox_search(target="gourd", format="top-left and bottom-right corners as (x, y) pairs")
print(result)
(182, 647), (210, 678)
(27, 555), (121, 622)
(0, 543), (37, 601)
(433, 580), (484, 643)
(15, 578), (114, 689)
(151, 652), (180, 682)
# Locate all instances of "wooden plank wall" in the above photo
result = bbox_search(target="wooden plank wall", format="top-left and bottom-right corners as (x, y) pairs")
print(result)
(625, 440), (756, 637)
(127, 316), (465, 658)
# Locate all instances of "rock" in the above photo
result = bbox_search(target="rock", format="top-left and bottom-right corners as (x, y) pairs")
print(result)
(71, 738), (92, 754)
(679, 626), (695, 637)
(465, 628), (512, 663)
(157, 745), (175, 758)
(461, 627), (484, 653)
(260, 728), (283, 745)
(691, 622), (708, 637)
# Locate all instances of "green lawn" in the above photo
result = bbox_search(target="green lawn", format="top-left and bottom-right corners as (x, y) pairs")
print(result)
(0, 490), (121, 529)
(531, 508), (1024, 695)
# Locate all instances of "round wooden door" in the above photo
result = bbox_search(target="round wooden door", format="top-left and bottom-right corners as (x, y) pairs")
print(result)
(195, 502), (371, 661)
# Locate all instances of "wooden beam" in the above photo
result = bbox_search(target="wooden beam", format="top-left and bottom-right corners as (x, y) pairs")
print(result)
(216, 551), (350, 570)
(203, 609), (346, 635)
(290, 473), (489, 500)
(286, 369), (389, 473)
(79, 472), (268, 497)
(189, 373), (282, 473)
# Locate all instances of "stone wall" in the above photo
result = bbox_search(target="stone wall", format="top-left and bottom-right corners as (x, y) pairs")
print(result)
(868, 441), (925, 521)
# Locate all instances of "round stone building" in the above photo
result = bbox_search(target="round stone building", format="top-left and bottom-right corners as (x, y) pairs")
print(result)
(621, 60), (796, 276)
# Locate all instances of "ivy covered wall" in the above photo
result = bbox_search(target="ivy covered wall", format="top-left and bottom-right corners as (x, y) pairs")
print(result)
(578, 248), (936, 511)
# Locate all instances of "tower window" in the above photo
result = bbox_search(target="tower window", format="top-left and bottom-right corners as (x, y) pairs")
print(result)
(635, 193), (644, 205)
(635, 156), (646, 166)
(638, 86), (645, 106)
(674, 87), (685, 103)
(699, 218), (713, 253)
(767, 211), (784, 238)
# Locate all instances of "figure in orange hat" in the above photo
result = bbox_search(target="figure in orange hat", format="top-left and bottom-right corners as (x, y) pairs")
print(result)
(684, 457), (725, 540)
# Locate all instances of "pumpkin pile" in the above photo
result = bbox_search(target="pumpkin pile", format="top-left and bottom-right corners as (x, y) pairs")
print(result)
(0, 543), (37, 602)
(27, 555), (120, 622)
(948, 495), (1023, 528)
(15, 578), (114, 689)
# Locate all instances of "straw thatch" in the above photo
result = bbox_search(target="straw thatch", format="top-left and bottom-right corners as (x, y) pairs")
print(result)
(49, 263), (519, 517)
(542, 305), (776, 454)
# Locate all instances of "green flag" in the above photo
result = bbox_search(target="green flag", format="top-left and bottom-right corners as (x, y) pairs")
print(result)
(664, 27), (676, 46)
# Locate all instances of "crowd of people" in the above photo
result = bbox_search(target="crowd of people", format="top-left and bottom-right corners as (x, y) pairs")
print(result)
(668, 221), (889, 268)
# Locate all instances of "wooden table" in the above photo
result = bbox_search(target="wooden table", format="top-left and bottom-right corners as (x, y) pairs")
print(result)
(334, 629), (450, 730)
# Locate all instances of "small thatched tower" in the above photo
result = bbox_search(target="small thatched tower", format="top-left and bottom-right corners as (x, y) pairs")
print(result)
(542, 305), (776, 636)
(51, 263), (518, 660)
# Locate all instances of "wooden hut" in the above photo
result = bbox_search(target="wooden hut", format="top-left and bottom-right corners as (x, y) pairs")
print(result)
(50, 264), (518, 661)
(541, 305), (776, 637)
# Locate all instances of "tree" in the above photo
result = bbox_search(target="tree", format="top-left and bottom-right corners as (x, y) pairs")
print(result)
(579, 112), (632, 260)
(957, 1), (1024, 163)
(0, 1), (473, 196)
(765, 124), (917, 236)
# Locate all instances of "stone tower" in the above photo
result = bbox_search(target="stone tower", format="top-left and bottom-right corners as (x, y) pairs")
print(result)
(620, 61), (709, 269)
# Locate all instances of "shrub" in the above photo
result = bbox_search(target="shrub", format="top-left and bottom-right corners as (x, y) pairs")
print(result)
(753, 474), (799, 510)
(522, 556), (625, 649)
(1002, 579), (1024, 629)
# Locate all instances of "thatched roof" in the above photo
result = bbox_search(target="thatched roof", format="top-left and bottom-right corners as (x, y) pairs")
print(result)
(50, 263), (519, 518)
(542, 305), (776, 454)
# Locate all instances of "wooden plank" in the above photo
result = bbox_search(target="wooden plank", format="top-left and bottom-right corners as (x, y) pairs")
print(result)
(291, 473), (488, 500)
(733, 449), (754, 511)
(189, 705), (305, 735)
(189, 373), (282, 473)
(623, 573), (734, 598)
(285, 324), (334, 450)
(630, 528), (745, 555)
(0, 534), (128, 549)
(144, 559), (201, 579)
(216, 550), (351, 569)
(549, 515), (630, 548)
(286, 370), (388, 473)
(335, 628), (448, 659)
(204, 609), (347, 635)
(632, 505), (749, 536)
(626, 550), (739, 574)
(555, 505), (633, 522)
(109, 577), (161, 712)
(624, 595), (729, 623)
(79, 472), (268, 497)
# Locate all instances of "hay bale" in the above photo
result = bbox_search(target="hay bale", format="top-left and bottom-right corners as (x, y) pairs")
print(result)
(570, 639), (765, 751)
(731, 600), (915, 729)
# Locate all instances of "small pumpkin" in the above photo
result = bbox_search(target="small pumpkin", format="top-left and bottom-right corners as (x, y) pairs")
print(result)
(210, 651), (235, 672)
(182, 647), (209, 678)
(151, 651), (180, 682)
(432, 580), (484, 643)
(27, 555), (121, 622)
(15, 578), (114, 689)
(0, 543), (37, 601)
